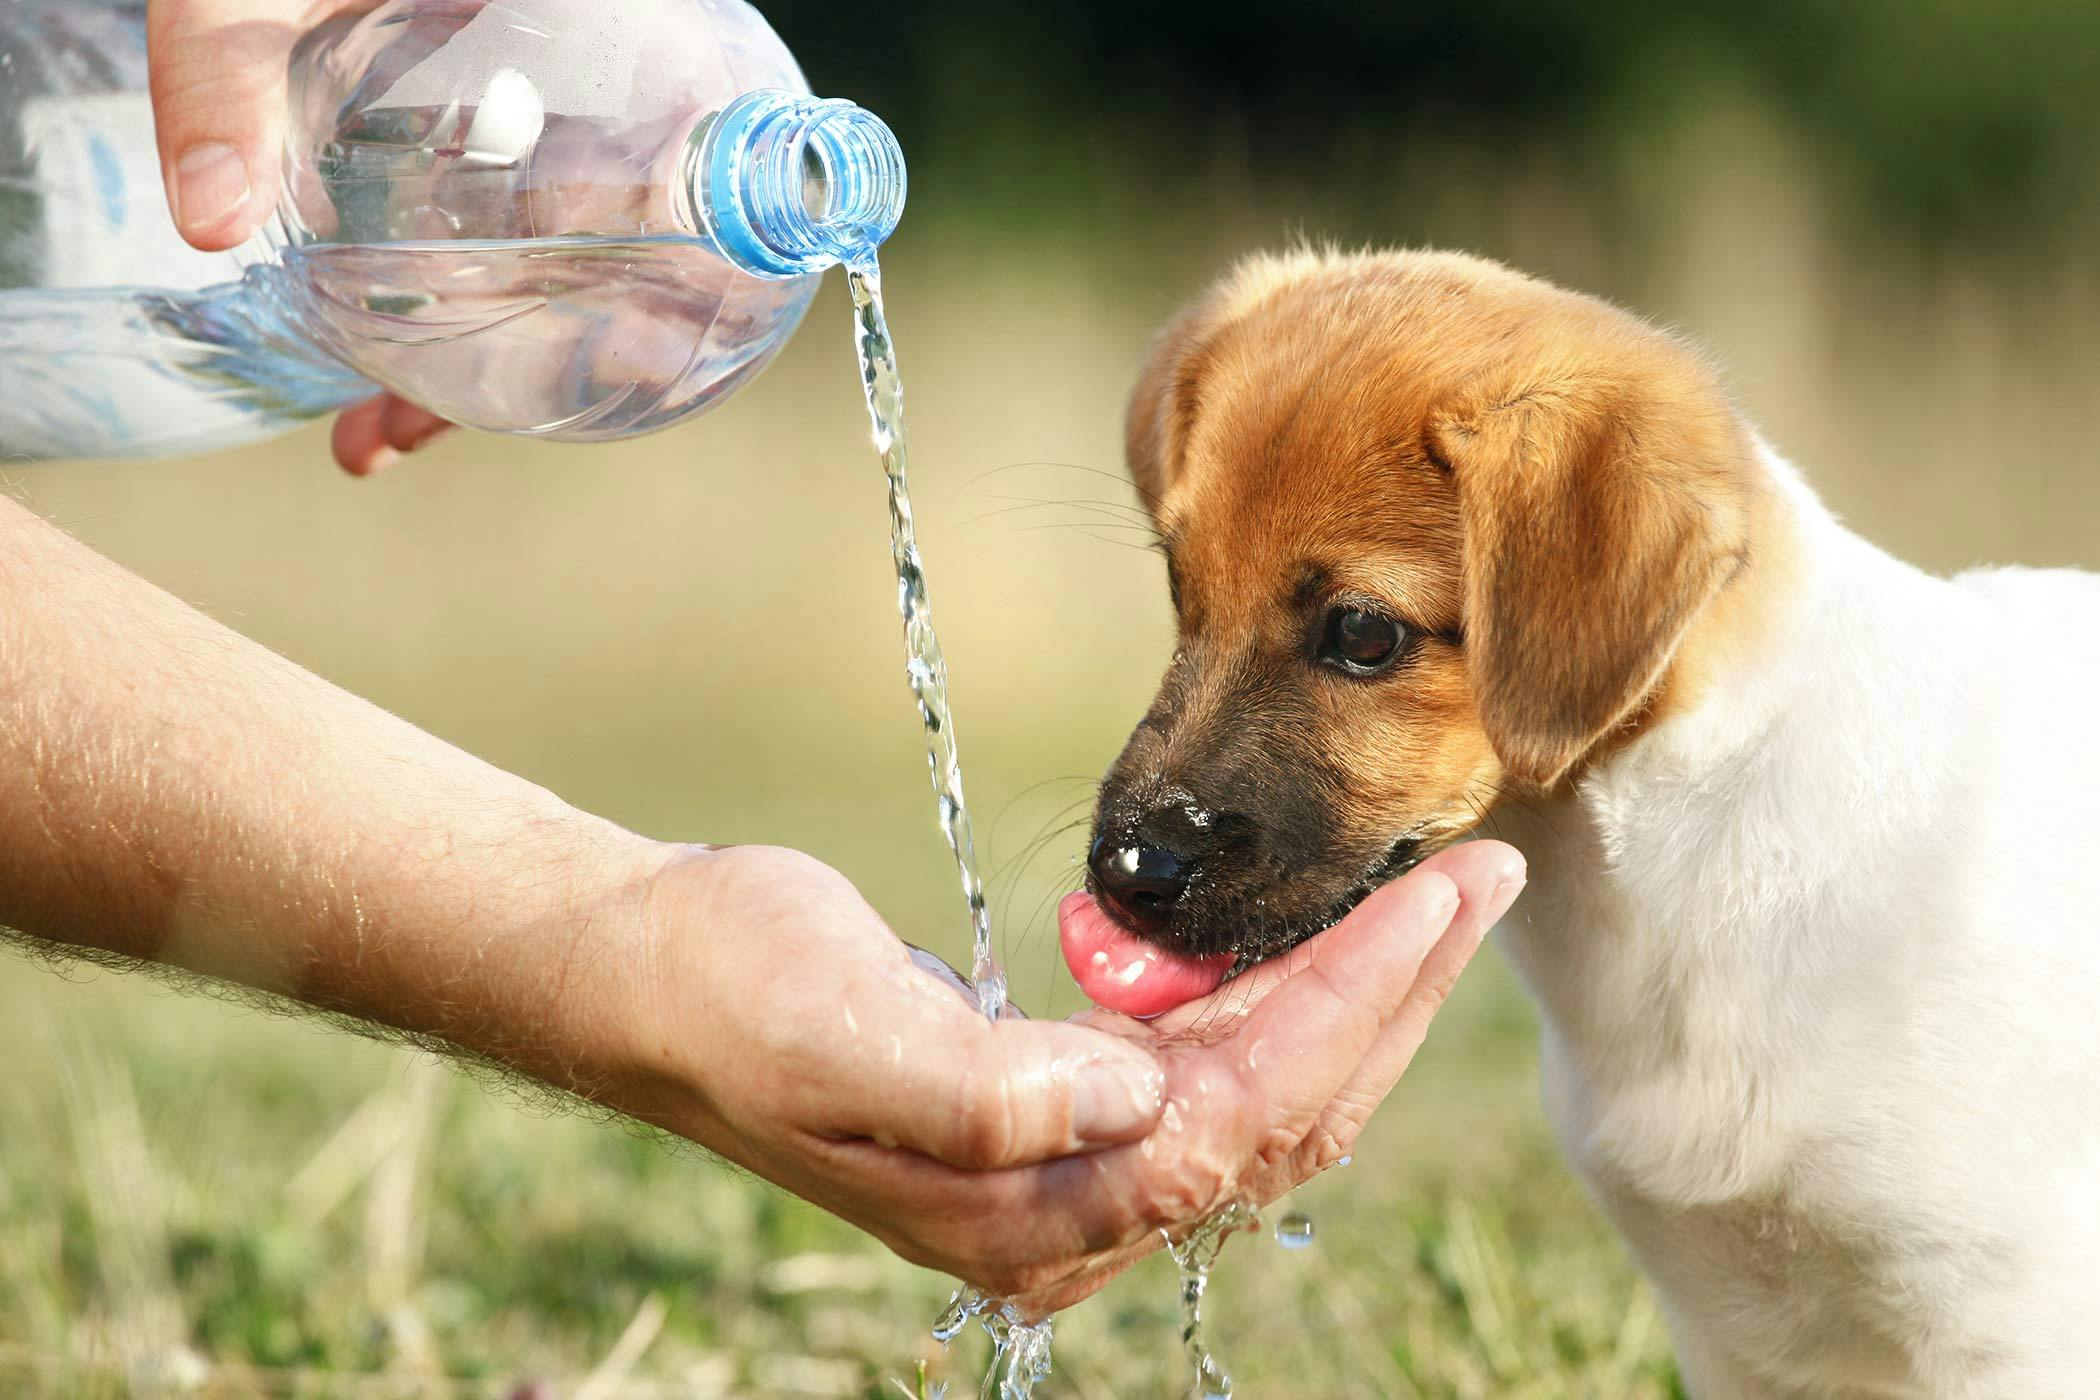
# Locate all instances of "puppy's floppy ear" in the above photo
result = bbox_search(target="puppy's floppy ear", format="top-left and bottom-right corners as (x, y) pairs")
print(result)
(1433, 365), (1757, 789)
(1125, 302), (1219, 508)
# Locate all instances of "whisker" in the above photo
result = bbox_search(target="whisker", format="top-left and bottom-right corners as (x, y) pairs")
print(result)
(1006, 874), (1078, 961)
(1010, 519), (1163, 538)
(990, 814), (1091, 917)
(985, 775), (1098, 853)
(989, 791), (1095, 867)
(1014, 522), (1169, 553)
(954, 459), (1163, 510)
(1480, 780), (1564, 846)
(984, 492), (1157, 523)
(956, 496), (1159, 534)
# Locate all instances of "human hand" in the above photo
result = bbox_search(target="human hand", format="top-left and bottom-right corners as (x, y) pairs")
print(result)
(145, 0), (452, 472)
(1021, 838), (1525, 1309)
(625, 840), (1523, 1312)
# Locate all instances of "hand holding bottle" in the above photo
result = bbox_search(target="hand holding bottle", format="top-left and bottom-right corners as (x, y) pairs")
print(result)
(2, 0), (904, 465)
(145, 0), (451, 472)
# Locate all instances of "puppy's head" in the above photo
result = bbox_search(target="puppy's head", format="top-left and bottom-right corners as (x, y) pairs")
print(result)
(1087, 248), (1770, 963)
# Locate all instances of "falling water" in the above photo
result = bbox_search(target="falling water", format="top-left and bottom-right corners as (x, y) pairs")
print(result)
(851, 262), (1275, 1398)
(1167, 1203), (1258, 1399)
(846, 261), (1005, 1024)
(847, 260), (1051, 1393)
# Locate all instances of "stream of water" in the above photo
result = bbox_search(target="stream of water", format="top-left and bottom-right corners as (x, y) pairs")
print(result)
(848, 260), (1053, 1396)
(849, 259), (1269, 1400)
(847, 261), (1004, 1025)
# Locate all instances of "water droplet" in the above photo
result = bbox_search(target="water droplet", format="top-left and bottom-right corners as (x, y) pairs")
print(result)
(931, 1288), (981, 1344)
(1274, 1212), (1315, 1250)
(1336, 1154), (1352, 1167)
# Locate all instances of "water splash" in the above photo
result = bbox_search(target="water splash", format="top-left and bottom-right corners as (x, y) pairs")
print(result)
(1167, 1203), (1258, 1399)
(1273, 1212), (1315, 1250)
(931, 1291), (1056, 1400)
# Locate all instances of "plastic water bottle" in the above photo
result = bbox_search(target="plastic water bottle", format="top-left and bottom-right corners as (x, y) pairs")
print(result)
(0, 0), (905, 462)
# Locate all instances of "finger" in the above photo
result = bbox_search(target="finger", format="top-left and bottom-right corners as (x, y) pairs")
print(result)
(146, 0), (303, 249)
(1220, 868), (1462, 1131)
(1024, 851), (1520, 1262)
(1332, 842), (1525, 1100)
(777, 1134), (1162, 1301)
(1009, 1232), (1158, 1316)
(331, 397), (400, 476)
(800, 854), (1521, 1299)
(378, 399), (455, 454)
(1042, 873), (1469, 1245)
(813, 1007), (1168, 1171)
(1144, 848), (1509, 1039)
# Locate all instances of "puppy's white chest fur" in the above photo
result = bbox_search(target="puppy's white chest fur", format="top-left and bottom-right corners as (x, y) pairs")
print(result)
(1494, 456), (2100, 1398)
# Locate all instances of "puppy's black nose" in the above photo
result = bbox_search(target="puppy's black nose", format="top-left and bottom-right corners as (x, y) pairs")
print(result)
(1088, 834), (1190, 936)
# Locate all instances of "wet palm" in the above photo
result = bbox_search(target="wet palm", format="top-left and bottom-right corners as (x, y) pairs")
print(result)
(630, 840), (1521, 1314)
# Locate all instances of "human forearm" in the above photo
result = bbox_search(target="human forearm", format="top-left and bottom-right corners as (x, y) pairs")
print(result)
(0, 493), (661, 1091)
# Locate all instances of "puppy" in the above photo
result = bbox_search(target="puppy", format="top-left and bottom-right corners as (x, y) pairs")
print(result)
(1064, 247), (2100, 1398)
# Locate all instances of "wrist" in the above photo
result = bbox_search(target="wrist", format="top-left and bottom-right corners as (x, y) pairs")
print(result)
(419, 803), (676, 1102)
(289, 788), (675, 1105)
(600, 842), (855, 1149)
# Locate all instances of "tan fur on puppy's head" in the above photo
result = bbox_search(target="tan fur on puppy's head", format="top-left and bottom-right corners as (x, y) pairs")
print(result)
(1091, 247), (1774, 960)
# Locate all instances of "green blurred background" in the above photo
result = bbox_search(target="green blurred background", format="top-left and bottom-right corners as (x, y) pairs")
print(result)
(6, 2), (2100, 1395)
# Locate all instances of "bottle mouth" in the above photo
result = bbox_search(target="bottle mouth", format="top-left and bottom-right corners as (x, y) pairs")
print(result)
(692, 90), (907, 278)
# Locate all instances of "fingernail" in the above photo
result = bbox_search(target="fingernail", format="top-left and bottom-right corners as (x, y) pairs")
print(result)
(173, 143), (250, 235)
(1073, 1057), (1163, 1144)
(347, 446), (400, 477)
(1426, 872), (1461, 921)
(1482, 875), (1528, 929)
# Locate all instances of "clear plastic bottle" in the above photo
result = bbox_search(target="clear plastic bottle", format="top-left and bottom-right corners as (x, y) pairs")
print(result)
(0, 0), (905, 461)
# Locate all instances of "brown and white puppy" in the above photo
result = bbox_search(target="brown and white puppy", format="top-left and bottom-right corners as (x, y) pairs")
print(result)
(1066, 247), (2100, 1397)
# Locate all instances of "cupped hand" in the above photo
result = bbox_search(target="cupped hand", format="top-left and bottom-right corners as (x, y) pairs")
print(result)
(146, 0), (452, 472)
(626, 840), (1524, 1313)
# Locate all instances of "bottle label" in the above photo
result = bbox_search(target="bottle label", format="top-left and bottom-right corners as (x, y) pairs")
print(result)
(17, 90), (249, 291)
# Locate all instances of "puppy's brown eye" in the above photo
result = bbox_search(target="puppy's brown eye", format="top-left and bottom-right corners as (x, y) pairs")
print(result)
(1319, 607), (1406, 675)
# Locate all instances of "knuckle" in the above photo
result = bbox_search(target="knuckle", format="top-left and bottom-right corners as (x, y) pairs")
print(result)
(949, 1055), (1020, 1168)
(1306, 1121), (1358, 1172)
(1412, 967), (1461, 1015)
(1135, 1157), (1233, 1230)
(1252, 1123), (1302, 1173)
(150, 47), (278, 128)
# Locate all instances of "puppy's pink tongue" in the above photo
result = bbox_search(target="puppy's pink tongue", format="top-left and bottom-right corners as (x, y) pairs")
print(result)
(1059, 891), (1234, 1018)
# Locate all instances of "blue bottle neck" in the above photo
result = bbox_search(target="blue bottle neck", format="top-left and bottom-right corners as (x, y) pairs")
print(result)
(685, 90), (907, 278)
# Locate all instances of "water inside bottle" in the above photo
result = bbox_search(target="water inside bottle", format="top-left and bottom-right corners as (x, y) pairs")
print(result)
(280, 236), (817, 440)
(0, 233), (818, 459)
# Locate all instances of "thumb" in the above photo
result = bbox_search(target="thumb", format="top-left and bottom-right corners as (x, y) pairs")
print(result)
(825, 1014), (1167, 1171)
(146, 0), (303, 249)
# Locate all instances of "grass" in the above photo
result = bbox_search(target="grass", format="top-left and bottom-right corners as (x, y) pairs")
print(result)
(4, 105), (2097, 1397)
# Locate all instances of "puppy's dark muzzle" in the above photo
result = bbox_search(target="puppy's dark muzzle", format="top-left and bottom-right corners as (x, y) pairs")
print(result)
(1087, 834), (1190, 937)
